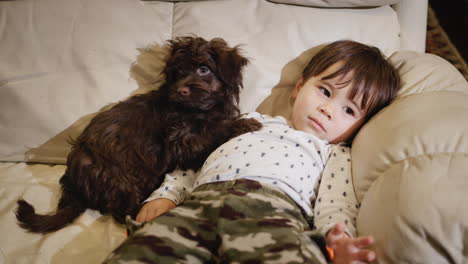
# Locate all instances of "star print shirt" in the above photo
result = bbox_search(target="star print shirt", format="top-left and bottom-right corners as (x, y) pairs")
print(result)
(145, 112), (359, 236)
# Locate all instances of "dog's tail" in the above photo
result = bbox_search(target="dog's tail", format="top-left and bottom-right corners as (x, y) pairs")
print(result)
(15, 192), (86, 234)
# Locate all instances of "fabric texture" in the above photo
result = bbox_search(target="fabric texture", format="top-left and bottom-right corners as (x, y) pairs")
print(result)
(142, 114), (359, 239)
(145, 112), (331, 216)
(314, 145), (359, 238)
(148, 0), (400, 6)
(352, 51), (468, 263)
(0, 0), (400, 164)
(0, 0), (173, 163)
(267, 0), (400, 7)
(145, 114), (359, 238)
(0, 162), (127, 264)
(105, 179), (328, 264)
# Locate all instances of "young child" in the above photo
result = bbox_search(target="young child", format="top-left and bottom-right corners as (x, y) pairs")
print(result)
(105, 40), (400, 264)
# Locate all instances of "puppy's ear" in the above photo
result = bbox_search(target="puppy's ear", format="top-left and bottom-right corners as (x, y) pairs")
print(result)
(163, 37), (189, 83)
(210, 38), (249, 92)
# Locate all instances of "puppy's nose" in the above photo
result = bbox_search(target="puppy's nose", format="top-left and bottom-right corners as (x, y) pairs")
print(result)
(177, 87), (190, 96)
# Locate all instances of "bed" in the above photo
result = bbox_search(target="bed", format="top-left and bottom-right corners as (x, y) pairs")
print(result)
(1, 0), (467, 263)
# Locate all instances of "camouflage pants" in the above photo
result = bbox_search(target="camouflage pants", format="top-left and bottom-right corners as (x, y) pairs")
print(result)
(104, 179), (328, 264)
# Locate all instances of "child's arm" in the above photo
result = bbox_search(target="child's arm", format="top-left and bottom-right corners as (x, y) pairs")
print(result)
(314, 144), (375, 263)
(314, 144), (359, 237)
(136, 169), (197, 222)
(136, 198), (176, 222)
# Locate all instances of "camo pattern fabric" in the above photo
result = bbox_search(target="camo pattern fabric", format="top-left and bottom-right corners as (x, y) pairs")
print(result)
(103, 179), (328, 264)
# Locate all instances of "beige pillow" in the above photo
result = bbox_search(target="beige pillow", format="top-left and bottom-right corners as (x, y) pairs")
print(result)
(267, 0), (401, 7)
(0, 0), (173, 163)
(0, 0), (401, 164)
(24, 44), (170, 164)
(352, 52), (468, 263)
(352, 51), (468, 201)
(148, 0), (400, 5)
(256, 44), (325, 119)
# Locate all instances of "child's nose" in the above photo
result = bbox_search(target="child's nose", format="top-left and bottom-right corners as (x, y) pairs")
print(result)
(319, 104), (333, 119)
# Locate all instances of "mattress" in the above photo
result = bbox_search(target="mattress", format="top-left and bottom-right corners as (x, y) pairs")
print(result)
(0, 162), (127, 263)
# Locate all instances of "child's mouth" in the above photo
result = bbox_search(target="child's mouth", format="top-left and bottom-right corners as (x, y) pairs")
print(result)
(307, 116), (326, 132)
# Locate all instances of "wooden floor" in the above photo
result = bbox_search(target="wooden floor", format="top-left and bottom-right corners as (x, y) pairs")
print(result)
(429, 0), (468, 62)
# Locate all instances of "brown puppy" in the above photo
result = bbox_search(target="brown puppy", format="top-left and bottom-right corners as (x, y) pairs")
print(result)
(16, 36), (262, 233)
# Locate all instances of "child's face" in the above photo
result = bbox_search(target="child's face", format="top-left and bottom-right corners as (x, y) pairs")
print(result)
(290, 61), (366, 144)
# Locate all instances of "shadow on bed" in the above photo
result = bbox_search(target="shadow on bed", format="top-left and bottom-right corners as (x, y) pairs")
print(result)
(24, 44), (170, 165)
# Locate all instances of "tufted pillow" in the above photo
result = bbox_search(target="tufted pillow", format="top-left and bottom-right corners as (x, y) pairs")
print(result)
(267, 0), (400, 7)
(148, 0), (400, 6)
(353, 51), (468, 263)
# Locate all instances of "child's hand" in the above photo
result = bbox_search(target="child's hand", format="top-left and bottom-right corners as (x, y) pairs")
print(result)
(327, 223), (376, 263)
(136, 198), (176, 222)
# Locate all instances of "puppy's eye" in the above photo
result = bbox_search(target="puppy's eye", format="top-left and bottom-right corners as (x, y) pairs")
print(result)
(197, 65), (211, 76)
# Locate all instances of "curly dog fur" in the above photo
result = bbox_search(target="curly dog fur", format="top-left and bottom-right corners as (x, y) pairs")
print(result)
(16, 36), (262, 233)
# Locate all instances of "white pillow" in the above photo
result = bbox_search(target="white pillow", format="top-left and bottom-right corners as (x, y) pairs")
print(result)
(0, 0), (173, 162)
(146, 0), (401, 6)
(267, 0), (401, 7)
(0, 0), (400, 163)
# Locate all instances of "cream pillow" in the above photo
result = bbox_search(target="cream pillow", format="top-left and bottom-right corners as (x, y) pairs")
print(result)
(352, 51), (468, 201)
(267, 0), (400, 7)
(0, 0), (173, 163)
(24, 44), (170, 164)
(353, 52), (468, 263)
(256, 45), (325, 118)
(149, 0), (401, 6)
(0, 0), (400, 164)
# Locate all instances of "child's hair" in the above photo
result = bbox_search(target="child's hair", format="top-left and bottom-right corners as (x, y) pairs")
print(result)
(302, 40), (400, 123)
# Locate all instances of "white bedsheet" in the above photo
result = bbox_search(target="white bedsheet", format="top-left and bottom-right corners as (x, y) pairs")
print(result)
(0, 162), (126, 264)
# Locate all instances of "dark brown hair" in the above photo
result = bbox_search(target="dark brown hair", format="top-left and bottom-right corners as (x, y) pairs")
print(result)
(302, 40), (400, 122)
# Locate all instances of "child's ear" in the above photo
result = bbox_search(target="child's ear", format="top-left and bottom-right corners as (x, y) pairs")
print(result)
(292, 77), (304, 99)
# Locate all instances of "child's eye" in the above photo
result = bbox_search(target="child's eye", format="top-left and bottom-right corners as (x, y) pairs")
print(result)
(343, 107), (355, 116)
(319, 87), (330, 97)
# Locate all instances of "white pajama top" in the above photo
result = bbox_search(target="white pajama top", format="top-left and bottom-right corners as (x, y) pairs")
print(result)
(146, 112), (360, 236)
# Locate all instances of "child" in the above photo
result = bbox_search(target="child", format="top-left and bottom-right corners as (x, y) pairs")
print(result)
(105, 40), (400, 264)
